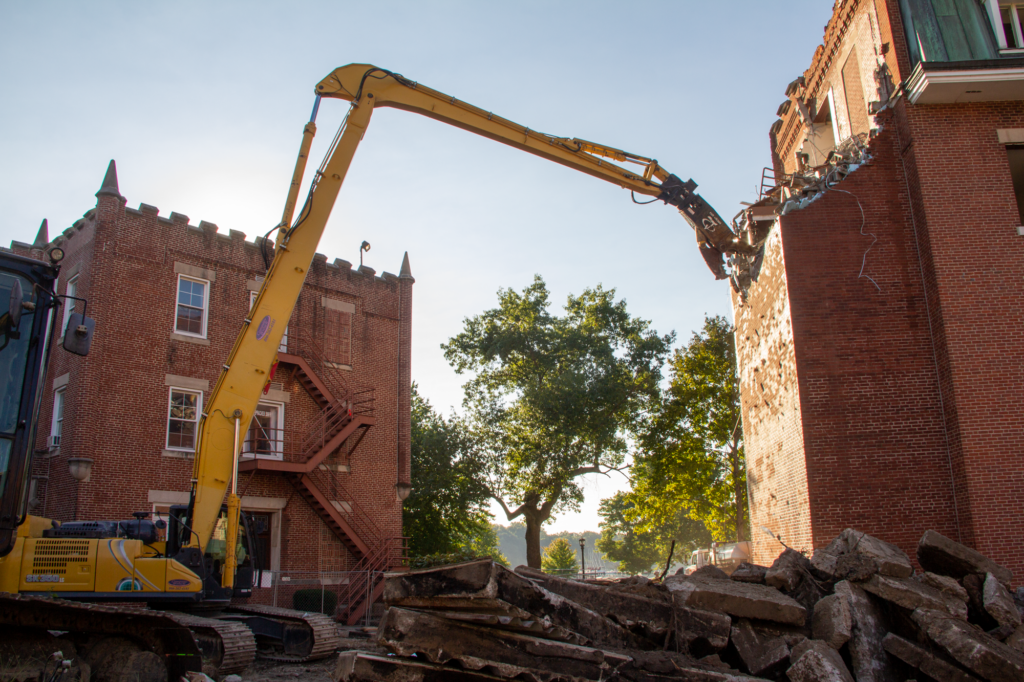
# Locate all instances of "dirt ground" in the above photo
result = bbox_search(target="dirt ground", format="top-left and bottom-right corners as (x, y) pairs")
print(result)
(237, 632), (384, 682)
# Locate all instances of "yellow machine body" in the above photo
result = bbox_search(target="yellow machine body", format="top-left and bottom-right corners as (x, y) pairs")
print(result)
(0, 516), (202, 598)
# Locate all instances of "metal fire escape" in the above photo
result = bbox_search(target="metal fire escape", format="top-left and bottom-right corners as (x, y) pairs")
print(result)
(237, 329), (406, 623)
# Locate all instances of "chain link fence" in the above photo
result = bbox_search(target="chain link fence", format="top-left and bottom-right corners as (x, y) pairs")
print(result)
(250, 570), (387, 626)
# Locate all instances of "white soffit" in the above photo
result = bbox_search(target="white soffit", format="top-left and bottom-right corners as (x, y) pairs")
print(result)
(908, 66), (1024, 104)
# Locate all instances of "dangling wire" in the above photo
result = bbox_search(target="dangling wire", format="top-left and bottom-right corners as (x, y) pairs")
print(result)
(631, 191), (658, 205)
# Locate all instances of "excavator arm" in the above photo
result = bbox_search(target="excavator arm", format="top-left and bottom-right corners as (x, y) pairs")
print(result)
(186, 64), (746, 586)
(314, 64), (750, 270)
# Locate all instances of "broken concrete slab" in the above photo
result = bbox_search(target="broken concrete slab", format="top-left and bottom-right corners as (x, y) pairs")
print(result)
(514, 567), (674, 630)
(728, 619), (789, 678)
(833, 580), (898, 682)
(984, 572), (1023, 630)
(918, 530), (1013, 587)
(730, 563), (767, 584)
(765, 549), (808, 592)
(691, 565), (730, 581)
(917, 571), (969, 601)
(812, 594), (852, 649)
(964, 573), (1001, 630)
(787, 639), (854, 682)
(665, 575), (806, 626)
(672, 596), (733, 657)
(811, 529), (911, 581)
(384, 560), (647, 650)
(377, 607), (630, 681)
(913, 607), (1024, 682)
(841, 529), (912, 579)
(334, 650), (510, 682)
(881, 633), (981, 682)
(1007, 626), (1024, 654)
(430, 611), (586, 645)
(859, 574), (967, 620)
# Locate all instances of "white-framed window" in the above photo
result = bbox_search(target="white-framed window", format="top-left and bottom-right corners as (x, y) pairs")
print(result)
(175, 275), (208, 337)
(61, 276), (78, 336)
(243, 400), (284, 460)
(990, 1), (1024, 49)
(250, 291), (288, 353)
(166, 387), (202, 451)
(50, 388), (65, 448)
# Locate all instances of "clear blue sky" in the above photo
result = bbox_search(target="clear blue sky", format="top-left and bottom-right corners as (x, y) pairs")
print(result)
(0, 1), (834, 533)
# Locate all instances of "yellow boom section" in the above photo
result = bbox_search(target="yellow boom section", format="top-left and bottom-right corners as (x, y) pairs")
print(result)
(188, 63), (738, 558)
(315, 64), (670, 195)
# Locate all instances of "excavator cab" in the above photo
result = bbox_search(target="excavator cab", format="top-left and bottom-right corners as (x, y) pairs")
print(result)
(0, 252), (60, 557)
(166, 504), (261, 599)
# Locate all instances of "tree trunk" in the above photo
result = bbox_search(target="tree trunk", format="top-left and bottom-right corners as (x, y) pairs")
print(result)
(524, 511), (543, 568)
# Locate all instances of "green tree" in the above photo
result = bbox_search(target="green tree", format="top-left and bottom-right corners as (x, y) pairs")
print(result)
(631, 315), (748, 542)
(597, 491), (712, 574)
(541, 538), (580, 575)
(458, 517), (510, 566)
(403, 384), (492, 556)
(443, 276), (672, 568)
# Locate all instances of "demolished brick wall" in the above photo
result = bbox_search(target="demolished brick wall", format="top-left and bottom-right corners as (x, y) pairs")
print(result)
(737, 0), (1024, 581)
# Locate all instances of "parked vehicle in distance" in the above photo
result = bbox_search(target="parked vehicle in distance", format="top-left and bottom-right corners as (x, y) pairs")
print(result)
(683, 541), (752, 575)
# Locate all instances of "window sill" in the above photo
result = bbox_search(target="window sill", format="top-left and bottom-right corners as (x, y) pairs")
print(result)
(321, 463), (351, 473)
(162, 449), (195, 459)
(170, 332), (210, 346)
(1000, 48), (1024, 55)
(325, 362), (353, 371)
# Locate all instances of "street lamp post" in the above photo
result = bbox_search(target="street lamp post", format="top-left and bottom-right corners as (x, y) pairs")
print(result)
(579, 536), (586, 580)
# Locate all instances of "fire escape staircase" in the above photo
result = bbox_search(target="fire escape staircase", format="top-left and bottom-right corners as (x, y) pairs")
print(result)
(237, 332), (405, 622)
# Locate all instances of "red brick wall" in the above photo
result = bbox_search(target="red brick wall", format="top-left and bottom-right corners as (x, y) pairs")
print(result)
(738, 1), (1024, 582)
(13, 178), (412, 573)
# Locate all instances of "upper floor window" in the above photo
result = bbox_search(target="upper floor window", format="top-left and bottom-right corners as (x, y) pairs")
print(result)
(61, 276), (78, 336)
(176, 275), (208, 337)
(50, 388), (65, 448)
(1001, 4), (1024, 48)
(166, 388), (201, 451)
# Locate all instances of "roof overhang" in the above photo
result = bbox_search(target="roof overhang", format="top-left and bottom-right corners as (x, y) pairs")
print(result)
(907, 58), (1024, 104)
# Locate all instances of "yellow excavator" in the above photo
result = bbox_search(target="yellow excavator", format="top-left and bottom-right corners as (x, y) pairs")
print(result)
(0, 64), (749, 680)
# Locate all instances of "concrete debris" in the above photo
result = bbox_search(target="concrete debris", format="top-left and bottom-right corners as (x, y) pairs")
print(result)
(811, 594), (851, 650)
(832, 580), (895, 682)
(331, 530), (1023, 682)
(665, 573), (807, 626)
(730, 563), (768, 585)
(917, 570), (970, 601)
(765, 549), (809, 592)
(881, 633), (982, 682)
(917, 530), (1013, 588)
(728, 618), (790, 677)
(912, 607), (1024, 682)
(983, 572), (1023, 630)
(787, 639), (854, 682)
(859, 574), (968, 620)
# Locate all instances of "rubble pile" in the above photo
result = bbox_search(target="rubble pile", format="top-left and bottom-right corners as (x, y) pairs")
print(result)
(333, 529), (1024, 682)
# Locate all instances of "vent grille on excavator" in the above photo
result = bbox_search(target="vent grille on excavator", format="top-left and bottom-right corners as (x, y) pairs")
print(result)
(32, 539), (90, 575)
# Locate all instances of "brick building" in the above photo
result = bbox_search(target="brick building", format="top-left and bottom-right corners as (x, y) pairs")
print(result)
(737, 0), (1024, 582)
(8, 161), (413, 616)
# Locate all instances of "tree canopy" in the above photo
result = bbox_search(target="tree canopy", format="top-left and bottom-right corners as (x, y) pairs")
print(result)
(541, 538), (579, 575)
(403, 384), (495, 557)
(443, 276), (672, 568)
(596, 491), (712, 574)
(629, 315), (748, 543)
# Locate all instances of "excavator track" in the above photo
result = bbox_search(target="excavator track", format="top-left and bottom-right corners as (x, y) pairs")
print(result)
(164, 611), (257, 676)
(0, 592), (202, 680)
(229, 603), (341, 662)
